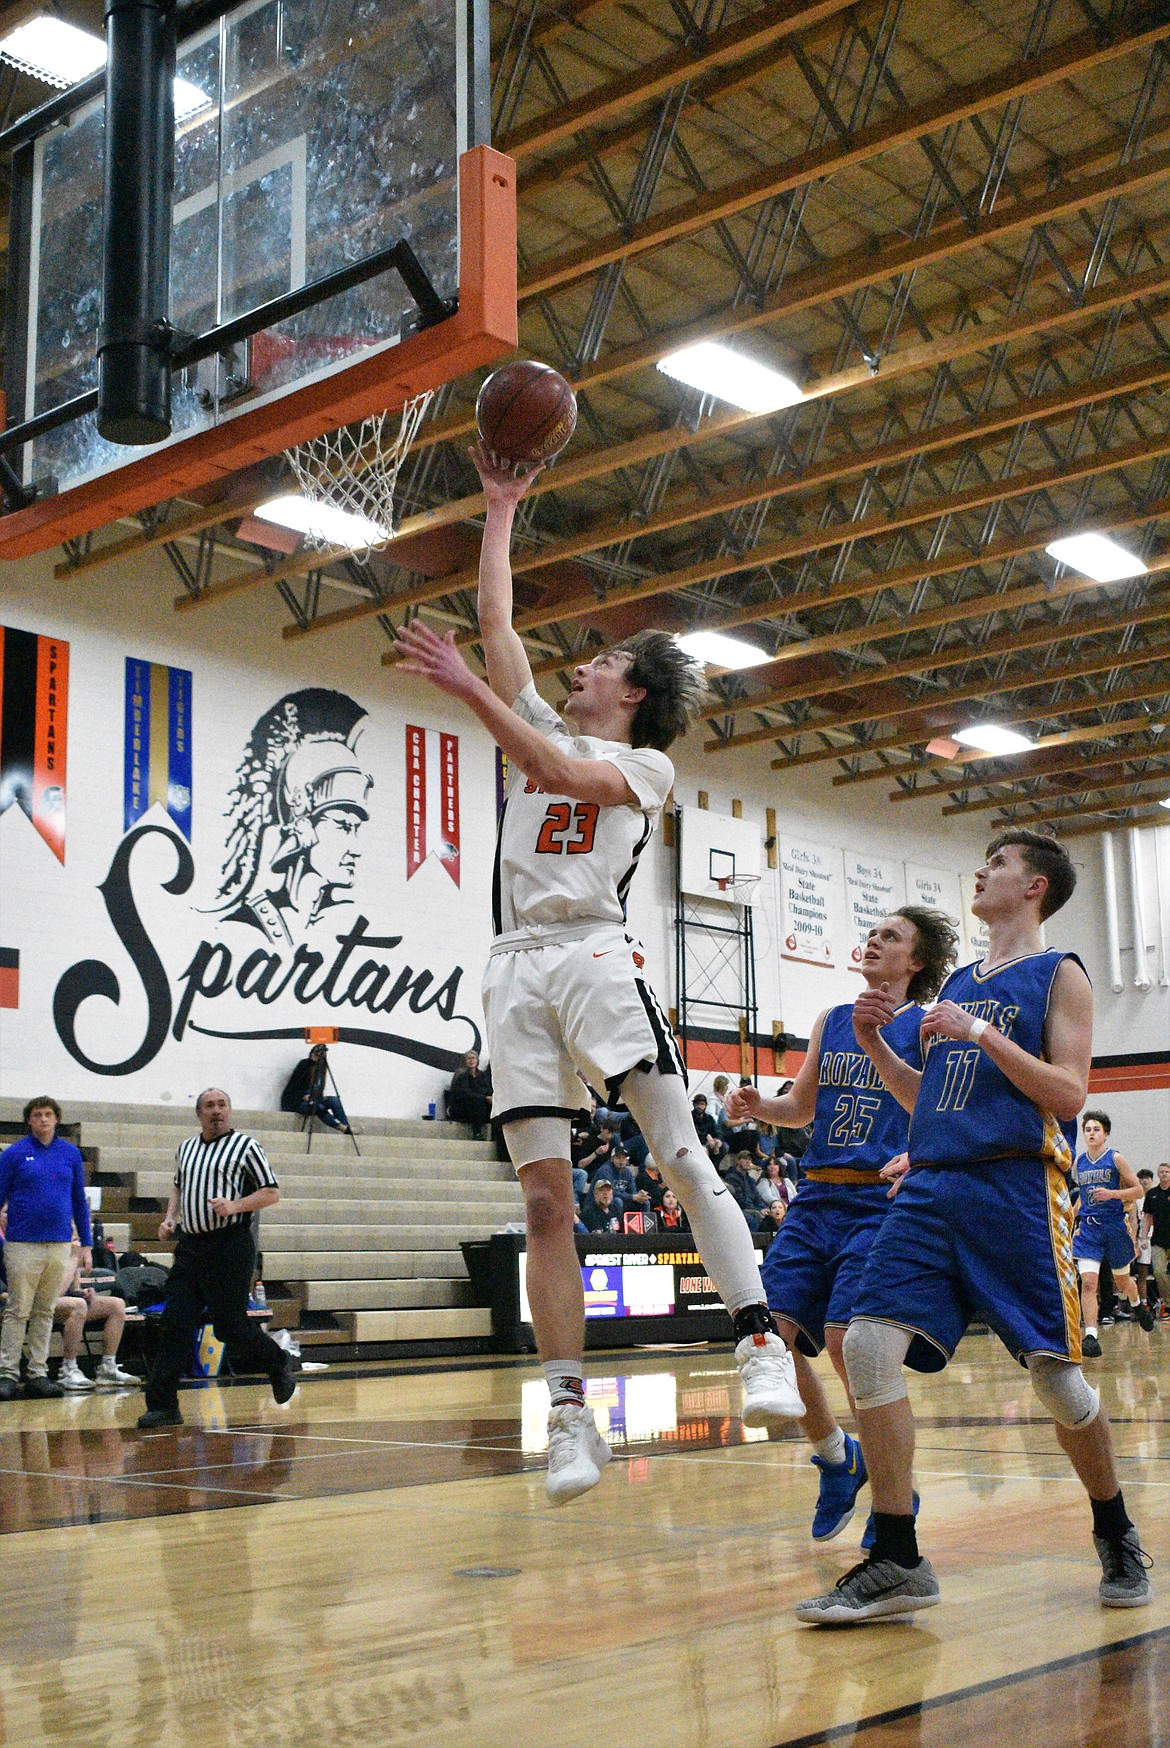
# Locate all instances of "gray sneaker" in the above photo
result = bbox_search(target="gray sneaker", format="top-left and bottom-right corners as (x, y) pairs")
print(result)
(795, 1556), (940, 1625)
(1094, 1527), (1152, 1608)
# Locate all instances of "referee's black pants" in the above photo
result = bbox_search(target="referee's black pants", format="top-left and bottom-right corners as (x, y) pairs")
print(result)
(145, 1225), (285, 1413)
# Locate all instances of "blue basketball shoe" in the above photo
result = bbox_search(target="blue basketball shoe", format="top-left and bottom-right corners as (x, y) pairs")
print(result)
(810, 1433), (868, 1541)
(861, 1489), (920, 1551)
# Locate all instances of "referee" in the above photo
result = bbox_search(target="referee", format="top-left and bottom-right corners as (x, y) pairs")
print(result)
(137, 1088), (295, 1428)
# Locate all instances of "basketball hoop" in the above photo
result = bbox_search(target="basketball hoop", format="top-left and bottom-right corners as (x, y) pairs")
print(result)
(283, 390), (435, 558)
(714, 872), (762, 905)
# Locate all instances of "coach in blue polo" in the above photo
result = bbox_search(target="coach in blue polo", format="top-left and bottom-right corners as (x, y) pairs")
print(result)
(138, 1087), (295, 1428)
(0, 1095), (93, 1400)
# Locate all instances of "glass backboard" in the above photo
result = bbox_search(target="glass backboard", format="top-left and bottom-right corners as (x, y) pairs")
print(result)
(0, 0), (514, 557)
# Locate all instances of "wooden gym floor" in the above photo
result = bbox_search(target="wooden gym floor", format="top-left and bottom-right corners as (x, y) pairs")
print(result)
(0, 1327), (1167, 1748)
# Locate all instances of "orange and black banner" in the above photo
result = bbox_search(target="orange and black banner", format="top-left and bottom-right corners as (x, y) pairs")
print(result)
(0, 947), (18, 1009)
(0, 624), (68, 862)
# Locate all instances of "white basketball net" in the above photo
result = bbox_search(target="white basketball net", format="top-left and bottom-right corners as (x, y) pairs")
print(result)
(284, 390), (435, 558)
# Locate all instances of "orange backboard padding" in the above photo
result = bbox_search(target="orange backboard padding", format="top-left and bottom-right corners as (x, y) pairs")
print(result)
(0, 146), (518, 559)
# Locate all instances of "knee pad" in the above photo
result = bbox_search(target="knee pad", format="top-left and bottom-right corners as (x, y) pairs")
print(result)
(843, 1318), (912, 1410)
(504, 1116), (571, 1170)
(1026, 1355), (1100, 1429)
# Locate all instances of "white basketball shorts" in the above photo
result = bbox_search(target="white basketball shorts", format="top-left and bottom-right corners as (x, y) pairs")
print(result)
(482, 923), (685, 1131)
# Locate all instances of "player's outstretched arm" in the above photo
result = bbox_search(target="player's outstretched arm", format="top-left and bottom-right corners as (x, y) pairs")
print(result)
(853, 983), (922, 1113)
(725, 1011), (826, 1128)
(1111, 1155), (1145, 1205)
(921, 956), (1092, 1123)
(395, 621), (639, 808)
(470, 443), (542, 705)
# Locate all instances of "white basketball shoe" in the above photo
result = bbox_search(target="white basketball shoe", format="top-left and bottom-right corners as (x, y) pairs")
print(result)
(546, 1402), (612, 1505)
(736, 1330), (804, 1425)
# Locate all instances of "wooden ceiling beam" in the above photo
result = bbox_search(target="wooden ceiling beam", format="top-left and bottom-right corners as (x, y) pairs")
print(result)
(763, 674), (1170, 772)
(518, 93), (1170, 304)
(989, 767), (1170, 825)
(1059, 805), (1169, 838)
(832, 712), (1170, 790)
(501, 0), (854, 161)
(707, 605), (1170, 753)
(933, 734), (1170, 814)
(699, 539), (1170, 731)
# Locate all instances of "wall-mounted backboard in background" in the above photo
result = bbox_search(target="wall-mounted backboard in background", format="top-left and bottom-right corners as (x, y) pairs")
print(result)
(678, 805), (763, 904)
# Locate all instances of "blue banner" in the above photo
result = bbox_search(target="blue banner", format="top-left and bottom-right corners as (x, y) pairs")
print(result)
(124, 658), (193, 839)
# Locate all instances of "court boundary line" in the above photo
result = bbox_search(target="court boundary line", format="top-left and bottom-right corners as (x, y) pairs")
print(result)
(770, 1624), (1170, 1747)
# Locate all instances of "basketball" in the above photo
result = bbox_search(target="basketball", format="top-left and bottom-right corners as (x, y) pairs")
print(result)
(475, 360), (577, 466)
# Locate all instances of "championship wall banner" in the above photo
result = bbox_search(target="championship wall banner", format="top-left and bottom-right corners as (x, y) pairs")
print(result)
(405, 724), (461, 885)
(844, 853), (906, 971)
(779, 836), (842, 967)
(0, 623), (68, 861)
(124, 658), (193, 839)
(904, 863), (963, 921)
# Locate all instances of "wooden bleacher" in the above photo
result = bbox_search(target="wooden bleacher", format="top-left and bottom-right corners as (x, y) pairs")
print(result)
(0, 1100), (522, 1354)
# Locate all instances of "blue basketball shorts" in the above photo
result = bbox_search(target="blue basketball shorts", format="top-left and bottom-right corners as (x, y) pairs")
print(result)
(1072, 1217), (1136, 1273)
(761, 1187), (890, 1356)
(850, 1158), (1082, 1370)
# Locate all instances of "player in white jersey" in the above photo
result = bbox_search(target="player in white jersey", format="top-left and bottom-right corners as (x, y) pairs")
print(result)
(397, 448), (802, 1504)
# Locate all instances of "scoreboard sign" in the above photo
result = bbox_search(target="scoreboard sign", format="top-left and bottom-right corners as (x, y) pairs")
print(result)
(478, 1233), (770, 1352)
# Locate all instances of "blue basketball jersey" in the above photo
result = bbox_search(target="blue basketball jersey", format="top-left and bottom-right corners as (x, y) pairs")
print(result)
(799, 1001), (924, 1190)
(908, 950), (1083, 1171)
(1075, 1147), (1126, 1224)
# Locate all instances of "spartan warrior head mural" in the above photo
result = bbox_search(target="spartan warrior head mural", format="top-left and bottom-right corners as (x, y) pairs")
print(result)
(215, 688), (374, 944)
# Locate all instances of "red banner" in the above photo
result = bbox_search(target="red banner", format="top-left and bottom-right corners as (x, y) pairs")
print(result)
(406, 725), (460, 886)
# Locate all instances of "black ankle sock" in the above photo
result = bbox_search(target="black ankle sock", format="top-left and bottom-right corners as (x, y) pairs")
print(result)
(732, 1303), (775, 1344)
(1091, 1490), (1132, 1542)
(870, 1512), (920, 1569)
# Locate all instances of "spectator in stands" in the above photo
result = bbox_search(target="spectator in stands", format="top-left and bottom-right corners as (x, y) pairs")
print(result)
(594, 1144), (638, 1206)
(709, 1075), (731, 1124)
(759, 1197), (788, 1236)
(725, 1150), (769, 1231)
(578, 1118), (617, 1179)
(0, 1096), (92, 1401)
(571, 1103), (600, 1170)
(756, 1156), (793, 1211)
(631, 1159), (667, 1213)
(1135, 1169), (1155, 1312)
(580, 1178), (623, 1233)
(691, 1094), (724, 1163)
(446, 1050), (493, 1139)
(280, 1044), (351, 1133)
(658, 1187), (688, 1231)
(55, 1241), (137, 1391)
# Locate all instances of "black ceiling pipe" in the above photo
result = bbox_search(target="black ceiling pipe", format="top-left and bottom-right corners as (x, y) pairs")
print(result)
(97, 0), (177, 446)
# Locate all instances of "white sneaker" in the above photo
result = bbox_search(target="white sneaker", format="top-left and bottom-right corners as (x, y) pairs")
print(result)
(546, 1402), (612, 1505)
(736, 1330), (804, 1425)
(96, 1361), (138, 1389)
(58, 1362), (95, 1392)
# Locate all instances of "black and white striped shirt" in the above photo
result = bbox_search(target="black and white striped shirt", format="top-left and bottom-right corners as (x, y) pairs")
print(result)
(173, 1130), (279, 1235)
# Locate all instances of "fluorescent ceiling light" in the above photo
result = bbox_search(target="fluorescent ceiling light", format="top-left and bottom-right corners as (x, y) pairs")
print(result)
(0, 18), (212, 116)
(1045, 532), (1147, 583)
(174, 77), (213, 121)
(257, 494), (388, 551)
(954, 724), (1037, 757)
(677, 630), (771, 670)
(0, 18), (105, 86)
(657, 342), (802, 413)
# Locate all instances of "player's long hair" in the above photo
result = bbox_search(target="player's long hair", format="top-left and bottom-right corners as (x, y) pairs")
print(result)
(895, 905), (960, 1003)
(615, 630), (709, 751)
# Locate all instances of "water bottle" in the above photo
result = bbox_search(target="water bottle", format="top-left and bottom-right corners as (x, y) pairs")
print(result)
(427, 1101), (436, 1119)
(252, 1281), (267, 1308)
